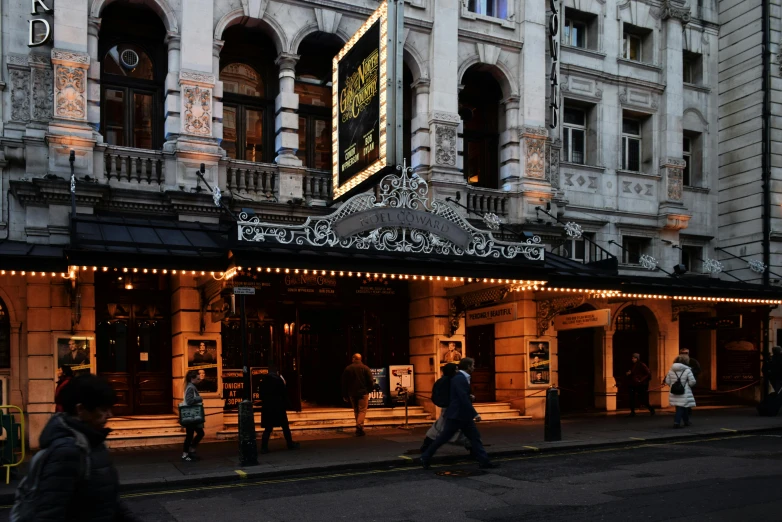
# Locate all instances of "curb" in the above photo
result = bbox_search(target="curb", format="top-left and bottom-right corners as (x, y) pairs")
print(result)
(1, 423), (779, 504)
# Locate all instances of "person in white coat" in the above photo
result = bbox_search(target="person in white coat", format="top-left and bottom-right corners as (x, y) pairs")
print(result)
(664, 355), (697, 428)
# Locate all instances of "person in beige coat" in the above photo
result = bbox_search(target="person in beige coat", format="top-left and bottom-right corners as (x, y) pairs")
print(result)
(664, 355), (697, 429)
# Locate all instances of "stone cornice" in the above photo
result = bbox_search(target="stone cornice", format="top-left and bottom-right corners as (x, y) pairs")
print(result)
(561, 64), (666, 94)
(457, 30), (523, 50)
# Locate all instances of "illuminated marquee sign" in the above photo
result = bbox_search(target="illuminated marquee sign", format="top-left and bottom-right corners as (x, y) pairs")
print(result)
(332, 0), (403, 200)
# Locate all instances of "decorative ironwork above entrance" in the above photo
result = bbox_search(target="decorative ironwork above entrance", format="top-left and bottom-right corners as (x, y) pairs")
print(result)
(237, 164), (545, 262)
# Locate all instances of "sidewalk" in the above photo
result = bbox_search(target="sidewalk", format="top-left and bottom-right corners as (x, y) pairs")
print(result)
(1, 406), (780, 502)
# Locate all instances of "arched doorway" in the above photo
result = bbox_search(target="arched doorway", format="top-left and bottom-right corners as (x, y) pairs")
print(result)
(557, 304), (597, 413)
(459, 65), (502, 189)
(613, 306), (651, 409)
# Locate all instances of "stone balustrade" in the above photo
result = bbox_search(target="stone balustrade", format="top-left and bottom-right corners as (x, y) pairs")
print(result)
(102, 146), (165, 185)
(302, 170), (332, 205)
(225, 159), (278, 200)
(466, 187), (509, 216)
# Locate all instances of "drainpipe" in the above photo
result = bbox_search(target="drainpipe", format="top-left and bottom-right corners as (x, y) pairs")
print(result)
(761, 0), (770, 288)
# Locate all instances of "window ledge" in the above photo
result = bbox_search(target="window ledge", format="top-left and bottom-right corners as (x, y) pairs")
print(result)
(684, 185), (710, 194)
(561, 162), (606, 173)
(616, 58), (662, 73)
(617, 169), (661, 180)
(562, 45), (606, 60)
(460, 9), (515, 29)
(684, 83), (711, 94)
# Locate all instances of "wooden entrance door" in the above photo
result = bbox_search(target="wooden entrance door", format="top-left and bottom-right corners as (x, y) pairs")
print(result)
(467, 324), (496, 402)
(96, 273), (172, 416)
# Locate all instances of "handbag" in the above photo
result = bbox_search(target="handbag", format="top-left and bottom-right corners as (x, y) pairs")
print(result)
(178, 402), (205, 427)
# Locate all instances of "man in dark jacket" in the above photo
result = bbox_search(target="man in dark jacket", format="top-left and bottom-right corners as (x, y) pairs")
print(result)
(420, 358), (497, 470)
(341, 353), (374, 436)
(259, 365), (299, 454)
(626, 353), (655, 416)
(27, 373), (137, 521)
(767, 346), (782, 393)
(680, 348), (701, 380)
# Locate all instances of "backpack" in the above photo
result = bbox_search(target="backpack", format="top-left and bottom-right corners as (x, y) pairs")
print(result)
(10, 424), (91, 522)
(670, 371), (686, 396)
(431, 376), (452, 408)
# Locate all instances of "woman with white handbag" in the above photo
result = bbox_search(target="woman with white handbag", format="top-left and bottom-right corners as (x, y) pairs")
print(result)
(180, 370), (205, 461)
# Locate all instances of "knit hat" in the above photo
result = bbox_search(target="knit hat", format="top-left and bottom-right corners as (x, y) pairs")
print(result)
(632, 353), (640, 359)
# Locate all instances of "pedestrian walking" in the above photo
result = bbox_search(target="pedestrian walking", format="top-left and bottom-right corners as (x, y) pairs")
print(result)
(420, 358), (497, 470)
(420, 363), (470, 453)
(260, 364), (300, 454)
(680, 348), (700, 416)
(341, 353), (374, 436)
(625, 353), (655, 416)
(665, 355), (697, 428)
(181, 370), (205, 462)
(54, 365), (74, 413)
(11, 374), (138, 521)
(765, 346), (782, 394)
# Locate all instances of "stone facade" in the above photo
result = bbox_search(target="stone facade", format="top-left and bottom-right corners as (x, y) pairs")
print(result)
(0, 0), (773, 446)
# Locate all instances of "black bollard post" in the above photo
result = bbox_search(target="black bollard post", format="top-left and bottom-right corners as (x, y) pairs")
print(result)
(238, 294), (258, 466)
(544, 386), (562, 442)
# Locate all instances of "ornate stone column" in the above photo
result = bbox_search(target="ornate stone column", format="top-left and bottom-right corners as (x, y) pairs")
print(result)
(410, 78), (430, 173)
(163, 32), (182, 145)
(9, 322), (23, 409)
(274, 53), (301, 167)
(211, 40), (225, 145)
(86, 17), (101, 131)
(500, 95), (521, 187)
(176, 70), (222, 189)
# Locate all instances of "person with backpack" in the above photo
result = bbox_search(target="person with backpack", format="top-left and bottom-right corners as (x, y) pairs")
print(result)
(664, 355), (697, 429)
(54, 365), (74, 413)
(420, 363), (470, 453)
(11, 373), (138, 522)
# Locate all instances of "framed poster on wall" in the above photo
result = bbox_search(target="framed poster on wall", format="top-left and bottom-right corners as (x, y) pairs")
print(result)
(55, 336), (93, 377)
(437, 338), (465, 367)
(528, 340), (550, 386)
(183, 335), (221, 396)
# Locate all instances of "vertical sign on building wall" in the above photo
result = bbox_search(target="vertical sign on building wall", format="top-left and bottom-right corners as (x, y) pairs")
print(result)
(29, 0), (54, 47)
(332, 0), (404, 201)
(548, 0), (561, 130)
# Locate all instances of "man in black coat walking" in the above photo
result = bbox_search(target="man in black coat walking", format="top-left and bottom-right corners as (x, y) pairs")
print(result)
(259, 364), (299, 454)
(341, 353), (374, 436)
(420, 358), (497, 469)
(19, 374), (137, 521)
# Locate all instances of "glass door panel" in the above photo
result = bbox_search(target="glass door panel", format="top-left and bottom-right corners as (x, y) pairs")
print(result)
(104, 88), (126, 146)
(223, 105), (238, 159)
(244, 108), (263, 162)
(133, 92), (154, 149)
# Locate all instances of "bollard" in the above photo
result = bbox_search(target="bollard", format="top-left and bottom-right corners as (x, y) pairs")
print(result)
(544, 386), (562, 442)
(238, 400), (258, 466)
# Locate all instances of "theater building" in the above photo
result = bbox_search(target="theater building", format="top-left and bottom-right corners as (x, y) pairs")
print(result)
(0, 0), (780, 447)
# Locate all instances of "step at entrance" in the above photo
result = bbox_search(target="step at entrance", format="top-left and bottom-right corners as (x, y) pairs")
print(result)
(474, 402), (532, 421)
(105, 415), (184, 448)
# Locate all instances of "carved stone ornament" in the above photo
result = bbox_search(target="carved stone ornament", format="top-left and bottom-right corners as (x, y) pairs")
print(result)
(435, 125), (457, 166)
(31, 66), (53, 121)
(526, 138), (546, 178)
(430, 111), (462, 125)
(237, 163), (546, 262)
(537, 295), (586, 336)
(661, 1), (691, 23)
(522, 126), (548, 138)
(667, 167), (683, 201)
(182, 85), (212, 136)
(179, 70), (216, 87)
(9, 69), (31, 122)
(51, 49), (90, 65)
(54, 65), (87, 121)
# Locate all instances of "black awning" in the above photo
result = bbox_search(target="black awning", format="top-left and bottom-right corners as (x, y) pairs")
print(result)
(616, 274), (782, 300)
(0, 241), (67, 271)
(67, 216), (229, 270)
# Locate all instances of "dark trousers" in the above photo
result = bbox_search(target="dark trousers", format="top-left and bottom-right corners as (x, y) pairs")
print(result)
(261, 415), (293, 448)
(629, 383), (652, 413)
(674, 406), (690, 425)
(421, 418), (490, 466)
(184, 427), (204, 453)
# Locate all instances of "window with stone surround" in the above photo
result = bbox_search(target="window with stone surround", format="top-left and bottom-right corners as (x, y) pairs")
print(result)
(622, 118), (642, 172)
(220, 26), (277, 163)
(99, 3), (167, 150)
(460, 66), (502, 189)
(0, 298), (9, 369)
(622, 236), (651, 265)
(468, 0), (508, 19)
(295, 33), (343, 170)
(564, 9), (598, 51)
(681, 245), (703, 273)
(622, 24), (653, 64)
(683, 132), (703, 187)
(563, 107), (586, 164)
(563, 233), (594, 263)
(683, 51), (703, 85)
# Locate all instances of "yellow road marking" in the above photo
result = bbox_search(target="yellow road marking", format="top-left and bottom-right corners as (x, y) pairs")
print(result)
(523, 446), (539, 451)
(234, 470), (247, 479)
(629, 437), (645, 441)
(398, 455), (412, 461)
(720, 428), (738, 433)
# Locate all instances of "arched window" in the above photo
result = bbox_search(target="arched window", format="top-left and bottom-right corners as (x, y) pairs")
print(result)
(295, 33), (343, 170)
(220, 26), (276, 163)
(459, 66), (502, 189)
(0, 298), (10, 369)
(99, 3), (167, 149)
